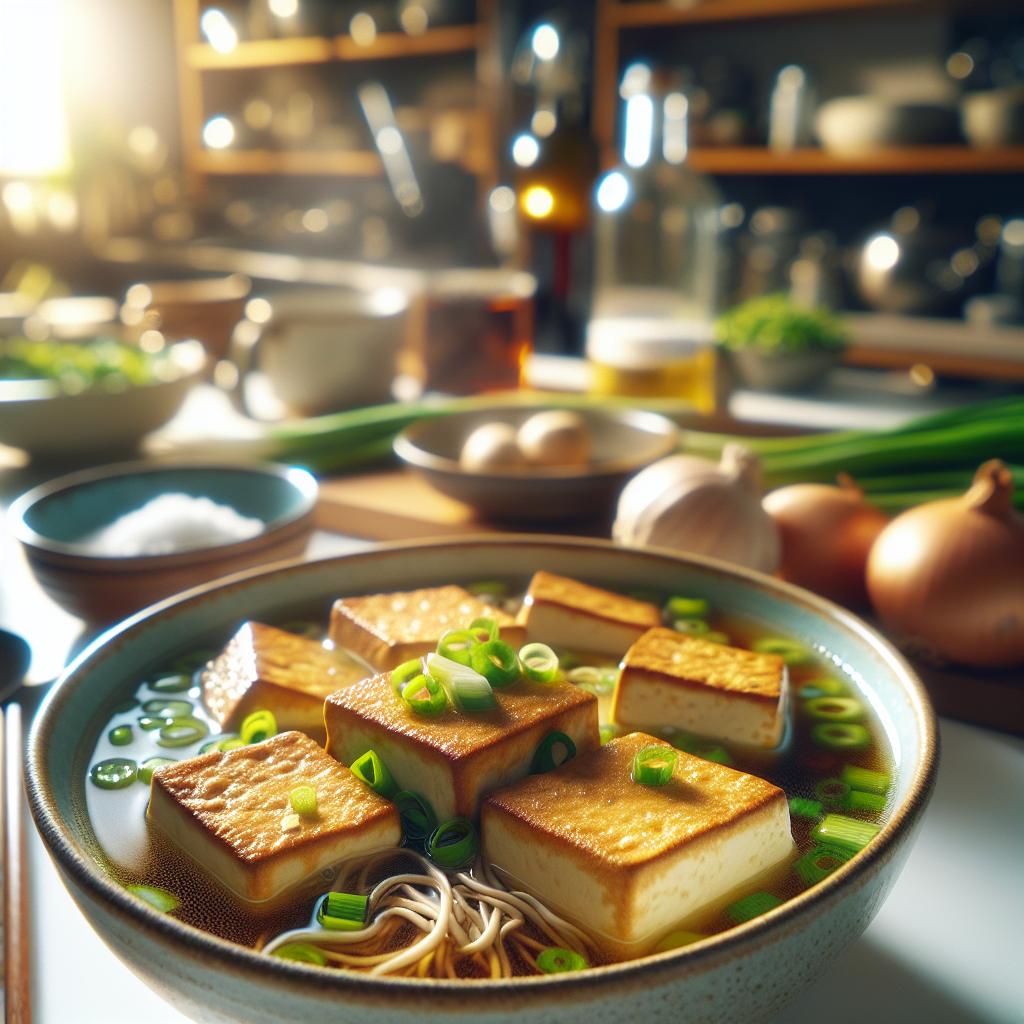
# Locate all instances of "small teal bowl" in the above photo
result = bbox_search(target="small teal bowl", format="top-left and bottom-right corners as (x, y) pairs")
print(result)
(25, 538), (937, 1024)
(8, 461), (317, 624)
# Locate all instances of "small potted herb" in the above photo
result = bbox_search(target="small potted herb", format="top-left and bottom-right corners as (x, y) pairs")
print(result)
(716, 294), (847, 392)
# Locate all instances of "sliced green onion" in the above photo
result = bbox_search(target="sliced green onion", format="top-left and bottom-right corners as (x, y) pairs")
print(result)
(788, 796), (823, 820)
(157, 716), (210, 748)
(126, 884), (180, 913)
(389, 658), (424, 696)
(426, 817), (478, 869)
(536, 947), (588, 973)
(394, 790), (438, 843)
(150, 673), (192, 694)
(138, 716), (168, 731)
(812, 813), (881, 855)
(90, 758), (137, 790)
(401, 674), (447, 716)
(811, 722), (871, 752)
(519, 643), (559, 683)
(469, 616), (500, 642)
(567, 665), (616, 695)
(108, 725), (134, 746)
(599, 724), (617, 745)
(840, 764), (891, 794)
(350, 749), (398, 799)
(672, 618), (711, 637)
(844, 790), (887, 813)
(449, 672), (497, 712)
(317, 891), (369, 931)
(436, 628), (479, 666)
(805, 697), (864, 723)
(469, 640), (519, 687)
(653, 930), (705, 952)
(219, 737), (245, 752)
(726, 890), (783, 924)
(752, 637), (811, 666)
(799, 677), (847, 699)
(530, 731), (577, 774)
(668, 731), (701, 753)
(793, 846), (852, 886)
(666, 596), (710, 620)
(272, 943), (327, 966)
(632, 745), (678, 786)
(240, 709), (277, 744)
(138, 757), (177, 784)
(467, 580), (508, 597)
(814, 778), (851, 807)
(290, 784), (319, 817)
(142, 698), (193, 718)
(697, 745), (733, 766)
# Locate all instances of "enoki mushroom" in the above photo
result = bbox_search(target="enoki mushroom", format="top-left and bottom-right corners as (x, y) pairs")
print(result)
(260, 850), (597, 978)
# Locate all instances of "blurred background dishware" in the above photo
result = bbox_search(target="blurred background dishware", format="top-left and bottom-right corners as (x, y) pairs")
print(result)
(814, 96), (959, 153)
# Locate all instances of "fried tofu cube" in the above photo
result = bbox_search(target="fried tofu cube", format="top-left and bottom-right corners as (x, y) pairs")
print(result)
(481, 732), (793, 957)
(147, 731), (400, 907)
(324, 674), (599, 821)
(329, 585), (525, 670)
(516, 571), (661, 658)
(612, 628), (788, 749)
(201, 622), (371, 743)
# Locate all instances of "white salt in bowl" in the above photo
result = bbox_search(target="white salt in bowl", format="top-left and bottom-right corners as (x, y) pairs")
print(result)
(8, 461), (317, 624)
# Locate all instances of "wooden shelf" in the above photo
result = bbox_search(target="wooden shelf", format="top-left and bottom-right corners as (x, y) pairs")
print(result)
(671, 145), (1024, 175)
(187, 25), (480, 70)
(611, 0), (972, 28)
(192, 149), (383, 176)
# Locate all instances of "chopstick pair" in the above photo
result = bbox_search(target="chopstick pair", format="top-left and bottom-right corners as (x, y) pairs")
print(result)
(1, 703), (31, 1024)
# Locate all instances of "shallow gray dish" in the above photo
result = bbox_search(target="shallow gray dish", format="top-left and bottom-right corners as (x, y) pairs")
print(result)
(26, 537), (937, 1024)
(393, 405), (680, 522)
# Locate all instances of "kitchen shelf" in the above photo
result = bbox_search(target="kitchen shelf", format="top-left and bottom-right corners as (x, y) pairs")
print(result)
(191, 149), (383, 177)
(683, 145), (1024, 175)
(185, 25), (481, 70)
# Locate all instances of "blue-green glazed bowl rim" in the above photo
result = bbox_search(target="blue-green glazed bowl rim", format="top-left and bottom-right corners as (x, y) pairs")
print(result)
(25, 536), (938, 1012)
(8, 460), (318, 565)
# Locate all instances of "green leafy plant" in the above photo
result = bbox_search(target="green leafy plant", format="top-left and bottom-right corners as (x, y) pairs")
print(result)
(0, 336), (166, 391)
(716, 294), (846, 354)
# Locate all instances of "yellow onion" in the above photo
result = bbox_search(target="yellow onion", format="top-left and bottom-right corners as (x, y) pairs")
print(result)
(763, 475), (888, 607)
(866, 459), (1024, 668)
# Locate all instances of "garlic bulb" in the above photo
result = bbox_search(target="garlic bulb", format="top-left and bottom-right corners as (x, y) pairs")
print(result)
(613, 444), (781, 573)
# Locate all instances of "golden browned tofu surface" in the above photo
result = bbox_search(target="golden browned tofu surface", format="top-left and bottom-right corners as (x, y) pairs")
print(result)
(620, 628), (785, 702)
(325, 673), (599, 819)
(481, 732), (792, 952)
(520, 572), (661, 629)
(202, 622), (370, 741)
(329, 585), (524, 670)
(148, 731), (400, 905)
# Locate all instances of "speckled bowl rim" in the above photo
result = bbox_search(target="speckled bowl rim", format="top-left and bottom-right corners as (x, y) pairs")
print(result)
(7, 460), (318, 566)
(394, 406), (680, 482)
(26, 536), (938, 1012)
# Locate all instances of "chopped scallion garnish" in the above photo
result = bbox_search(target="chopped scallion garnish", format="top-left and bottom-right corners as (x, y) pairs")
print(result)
(138, 757), (177, 784)
(436, 629), (480, 666)
(424, 653), (496, 711)
(567, 665), (616, 695)
(272, 943), (327, 966)
(697, 745), (733, 766)
(518, 643), (559, 683)
(150, 673), (192, 694)
(350, 749), (398, 799)
(469, 617), (500, 642)
(390, 658), (424, 696)
(811, 722), (871, 752)
(672, 618), (711, 637)
(316, 891), (369, 931)
(157, 716), (209, 748)
(814, 778), (851, 807)
(752, 637), (811, 666)
(840, 764), (890, 794)
(426, 817), (478, 869)
(798, 677), (847, 699)
(632, 744), (678, 786)
(467, 580), (508, 598)
(536, 947), (588, 973)
(290, 784), (318, 817)
(394, 790), (438, 844)
(126, 884), (180, 913)
(530, 731), (577, 774)
(653, 930), (705, 952)
(599, 724), (617, 745)
(793, 846), (851, 886)
(812, 813), (881, 854)
(665, 596), (709, 620)
(142, 698), (193, 718)
(805, 697), (864, 723)
(726, 891), (783, 924)
(138, 716), (168, 731)
(844, 790), (887, 813)
(240, 709), (277, 745)
(401, 673), (447, 716)
(788, 796), (823, 820)
(108, 725), (134, 746)
(89, 758), (137, 790)
(469, 640), (519, 687)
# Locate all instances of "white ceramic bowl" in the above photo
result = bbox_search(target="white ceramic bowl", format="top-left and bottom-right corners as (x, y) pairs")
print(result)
(27, 538), (937, 1024)
(815, 97), (958, 153)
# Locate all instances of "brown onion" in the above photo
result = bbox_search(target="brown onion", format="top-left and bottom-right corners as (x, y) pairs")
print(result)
(866, 459), (1024, 668)
(763, 475), (888, 607)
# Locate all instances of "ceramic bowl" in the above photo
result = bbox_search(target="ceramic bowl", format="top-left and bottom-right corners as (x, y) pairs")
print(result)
(8, 461), (317, 624)
(0, 338), (206, 458)
(727, 347), (840, 392)
(394, 405), (679, 522)
(26, 537), (937, 1024)
(815, 97), (958, 153)
(961, 85), (1024, 147)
